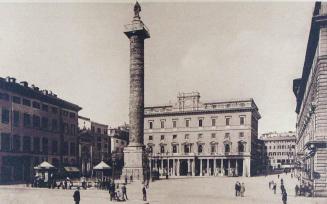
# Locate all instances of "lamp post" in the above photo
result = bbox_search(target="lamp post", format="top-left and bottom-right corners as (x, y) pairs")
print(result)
(111, 152), (116, 182)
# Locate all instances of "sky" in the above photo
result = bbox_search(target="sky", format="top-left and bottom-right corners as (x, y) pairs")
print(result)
(0, 1), (314, 134)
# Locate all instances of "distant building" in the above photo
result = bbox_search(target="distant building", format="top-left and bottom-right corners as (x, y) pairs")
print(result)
(109, 125), (129, 157)
(144, 92), (262, 177)
(260, 132), (296, 170)
(0, 77), (81, 183)
(78, 116), (110, 176)
(293, 2), (327, 196)
(109, 125), (129, 177)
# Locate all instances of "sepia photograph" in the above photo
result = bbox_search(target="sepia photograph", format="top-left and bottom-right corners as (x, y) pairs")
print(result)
(0, 0), (327, 203)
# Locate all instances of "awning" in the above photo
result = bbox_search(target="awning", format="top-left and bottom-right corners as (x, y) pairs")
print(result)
(93, 161), (111, 170)
(34, 161), (55, 170)
(64, 166), (80, 172)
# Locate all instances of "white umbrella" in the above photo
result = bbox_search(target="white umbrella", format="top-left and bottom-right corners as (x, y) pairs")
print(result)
(93, 161), (111, 170)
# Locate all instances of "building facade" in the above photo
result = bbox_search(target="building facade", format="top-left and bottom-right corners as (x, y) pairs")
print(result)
(293, 2), (327, 196)
(260, 132), (296, 170)
(0, 77), (81, 183)
(109, 125), (129, 177)
(144, 92), (261, 177)
(78, 116), (111, 176)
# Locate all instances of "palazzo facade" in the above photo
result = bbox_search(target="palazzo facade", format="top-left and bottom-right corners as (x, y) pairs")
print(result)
(293, 2), (327, 196)
(0, 77), (81, 183)
(144, 92), (261, 177)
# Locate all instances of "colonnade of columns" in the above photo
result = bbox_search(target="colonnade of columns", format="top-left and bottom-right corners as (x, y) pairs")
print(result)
(149, 157), (251, 177)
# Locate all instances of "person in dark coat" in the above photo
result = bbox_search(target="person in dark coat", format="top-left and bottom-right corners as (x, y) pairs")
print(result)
(280, 184), (286, 194)
(273, 183), (277, 194)
(282, 191), (287, 204)
(142, 186), (147, 201)
(73, 187), (80, 204)
(295, 185), (299, 196)
(234, 181), (239, 196)
(122, 184), (128, 200)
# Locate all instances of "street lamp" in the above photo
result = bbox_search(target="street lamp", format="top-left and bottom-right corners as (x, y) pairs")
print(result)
(111, 152), (116, 182)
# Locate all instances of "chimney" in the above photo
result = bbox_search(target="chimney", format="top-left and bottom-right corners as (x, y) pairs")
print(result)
(20, 81), (28, 87)
(42, 90), (49, 95)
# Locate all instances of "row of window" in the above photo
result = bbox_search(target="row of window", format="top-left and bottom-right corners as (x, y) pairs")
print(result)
(148, 142), (246, 154)
(268, 152), (294, 156)
(268, 145), (295, 150)
(148, 116), (245, 129)
(148, 132), (245, 141)
(0, 92), (76, 118)
(92, 126), (108, 135)
(1, 108), (76, 135)
(0, 133), (76, 156)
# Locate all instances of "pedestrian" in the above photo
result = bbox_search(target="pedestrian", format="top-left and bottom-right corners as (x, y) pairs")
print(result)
(122, 184), (128, 200)
(281, 184), (285, 194)
(142, 185), (147, 201)
(109, 183), (115, 201)
(64, 179), (67, 189)
(282, 191), (287, 204)
(273, 183), (277, 194)
(130, 174), (133, 182)
(235, 181), (239, 196)
(291, 173), (293, 179)
(278, 174), (280, 179)
(73, 187), (80, 204)
(125, 175), (128, 185)
(240, 183), (245, 197)
(295, 185), (299, 196)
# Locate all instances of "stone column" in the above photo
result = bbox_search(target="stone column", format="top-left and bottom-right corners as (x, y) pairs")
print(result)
(172, 159), (175, 176)
(207, 159), (209, 176)
(235, 159), (238, 176)
(122, 2), (150, 180)
(228, 159), (231, 176)
(177, 159), (180, 176)
(213, 159), (217, 176)
(220, 159), (223, 176)
(187, 159), (190, 175)
(200, 159), (203, 176)
(167, 158), (170, 176)
(243, 158), (251, 177)
(192, 159), (195, 176)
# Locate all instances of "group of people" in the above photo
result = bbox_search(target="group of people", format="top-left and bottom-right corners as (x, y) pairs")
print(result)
(109, 183), (128, 202)
(269, 176), (287, 204)
(234, 181), (245, 197)
(295, 183), (313, 197)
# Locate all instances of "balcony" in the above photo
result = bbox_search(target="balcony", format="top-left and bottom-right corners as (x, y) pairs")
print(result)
(124, 21), (150, 38)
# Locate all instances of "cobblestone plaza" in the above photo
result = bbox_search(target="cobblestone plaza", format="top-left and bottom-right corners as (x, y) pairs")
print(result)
(1, 174), (326, 204)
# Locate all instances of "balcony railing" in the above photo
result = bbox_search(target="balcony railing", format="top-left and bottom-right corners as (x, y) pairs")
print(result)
(124, 22), (150, 34)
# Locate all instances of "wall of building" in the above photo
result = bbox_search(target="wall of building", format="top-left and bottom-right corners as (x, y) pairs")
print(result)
(0, 77), (80, 183)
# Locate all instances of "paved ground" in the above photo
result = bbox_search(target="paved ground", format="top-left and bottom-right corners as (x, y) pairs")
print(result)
(0, 174), (326, 204)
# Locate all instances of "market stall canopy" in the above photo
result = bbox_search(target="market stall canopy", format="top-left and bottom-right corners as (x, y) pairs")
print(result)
(93, 161), (111, 170)
(34, 161), (55, 170)
(64, 166), (80, 173)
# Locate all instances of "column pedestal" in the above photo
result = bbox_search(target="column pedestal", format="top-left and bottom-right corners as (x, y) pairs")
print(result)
(122, 145), (144, 181)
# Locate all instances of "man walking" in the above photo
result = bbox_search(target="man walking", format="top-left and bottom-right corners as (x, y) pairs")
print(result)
(122, 184), (128, 200)
(273, 183), (277, 194)
(282, 191), (287, 204)
(240, 183), (245, 197)
(234, 181), (240, 196)
(73, 187), (80, 204)
(142, 185), (147, 201)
